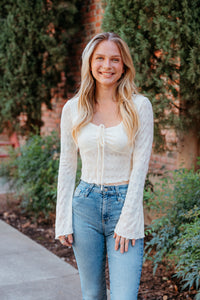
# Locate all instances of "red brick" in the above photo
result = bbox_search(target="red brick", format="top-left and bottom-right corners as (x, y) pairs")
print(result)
(90, 4), (96, 10)
(88, 16), (97, 23)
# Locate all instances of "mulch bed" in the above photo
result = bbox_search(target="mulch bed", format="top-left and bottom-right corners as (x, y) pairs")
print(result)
(0, 198), (198, 300)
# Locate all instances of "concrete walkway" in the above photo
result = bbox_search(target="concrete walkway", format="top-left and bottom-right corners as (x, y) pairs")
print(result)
(0, 219), (82, 300)
(0, 175), (110, 300)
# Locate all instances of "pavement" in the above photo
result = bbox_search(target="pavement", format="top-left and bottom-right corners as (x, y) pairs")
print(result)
(0, 177), (110, 300)
(0, 219), (82, 300)
(0, 175), (82, 300)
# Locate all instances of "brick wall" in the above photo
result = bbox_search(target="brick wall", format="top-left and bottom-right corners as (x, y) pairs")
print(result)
(149, 128), (178, 174)
(41, 0), (178, 174)
(41, 72), (67, 135)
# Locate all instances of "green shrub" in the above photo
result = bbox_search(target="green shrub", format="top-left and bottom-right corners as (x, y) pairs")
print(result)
(0, 0), (80, 134)
(145, 167), (200, 298)
(1, 132), (60, 219)
(171, 208), (200, 295)
(0, 132), (83, 220)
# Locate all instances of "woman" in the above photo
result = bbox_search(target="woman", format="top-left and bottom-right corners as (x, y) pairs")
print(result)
(55, 32), (153, 300)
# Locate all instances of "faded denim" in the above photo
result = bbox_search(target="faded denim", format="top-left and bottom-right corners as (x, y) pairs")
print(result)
(72, 180), (144, 300)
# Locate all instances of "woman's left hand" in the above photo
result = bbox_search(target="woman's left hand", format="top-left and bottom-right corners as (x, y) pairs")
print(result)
(113, 232), (135, 253)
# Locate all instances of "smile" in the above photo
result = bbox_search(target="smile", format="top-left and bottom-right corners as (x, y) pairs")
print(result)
(99, 72), (114, 76)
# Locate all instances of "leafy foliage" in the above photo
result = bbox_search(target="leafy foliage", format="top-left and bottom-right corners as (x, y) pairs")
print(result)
(102, 0), (200, 151)
(145, 167), (200, 297)
(1, 133), (60, 218)
(0, 132), (83, 219)
(0, 0), (80, 134)
(172, 209), (200, 294)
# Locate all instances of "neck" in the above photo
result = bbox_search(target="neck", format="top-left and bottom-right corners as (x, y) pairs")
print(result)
(95, 84), (116, 104)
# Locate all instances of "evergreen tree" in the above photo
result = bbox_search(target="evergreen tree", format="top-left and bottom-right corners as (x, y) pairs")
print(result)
(0, 0), (79, 134)
(102, 0), (200, 153)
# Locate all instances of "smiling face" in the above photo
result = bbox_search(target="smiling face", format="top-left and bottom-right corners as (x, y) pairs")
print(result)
(90, 40), (124, 90)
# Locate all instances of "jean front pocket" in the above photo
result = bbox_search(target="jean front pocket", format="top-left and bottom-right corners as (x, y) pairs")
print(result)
(72, 183), (95, 213)
(73, 183), (94, 198)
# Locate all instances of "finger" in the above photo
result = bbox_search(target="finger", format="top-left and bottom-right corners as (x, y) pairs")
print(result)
(67, 234), (73, 244)
(125, 239), (129, 252)
(59, 235), (73, 247)
(64, 235), (73, 247)
(115, 235), (121, 251)
(132, 239), (136, 247)
(62, 240), (71, 247)
(59, 235), (65, 244)
(120, 237), (125, 254)
(113, 232), (117, 239)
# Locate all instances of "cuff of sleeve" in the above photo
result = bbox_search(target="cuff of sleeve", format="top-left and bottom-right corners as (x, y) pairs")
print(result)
(114, 210), (145, 240)
(55, 222), (73, 240)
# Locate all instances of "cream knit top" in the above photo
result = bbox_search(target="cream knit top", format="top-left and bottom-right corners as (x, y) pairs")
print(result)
(55, 94), (154, 240)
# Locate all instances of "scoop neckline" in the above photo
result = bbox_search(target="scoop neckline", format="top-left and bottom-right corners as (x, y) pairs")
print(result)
(89, 121), (123, 129)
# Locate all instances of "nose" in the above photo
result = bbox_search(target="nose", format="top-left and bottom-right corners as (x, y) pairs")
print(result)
(103, 58), (111, 68)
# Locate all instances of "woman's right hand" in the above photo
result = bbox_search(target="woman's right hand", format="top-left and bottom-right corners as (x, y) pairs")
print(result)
(59, 234), (73, 247)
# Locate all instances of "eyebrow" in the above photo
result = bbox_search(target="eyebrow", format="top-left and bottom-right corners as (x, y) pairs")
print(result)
(94, 53), (121, 58)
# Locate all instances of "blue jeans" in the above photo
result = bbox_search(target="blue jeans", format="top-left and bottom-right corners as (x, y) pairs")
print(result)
(72, 180), (144, 300)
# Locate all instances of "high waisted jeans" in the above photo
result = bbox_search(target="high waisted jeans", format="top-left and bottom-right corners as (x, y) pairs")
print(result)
(72, 180), (144, 300)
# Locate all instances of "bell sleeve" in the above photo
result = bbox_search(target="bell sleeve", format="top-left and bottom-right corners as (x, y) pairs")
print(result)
(55, 101), (77, 239)
(114, 96), (154, 240)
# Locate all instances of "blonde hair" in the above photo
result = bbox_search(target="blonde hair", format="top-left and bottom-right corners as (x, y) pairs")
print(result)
(72, 32), (140, 144)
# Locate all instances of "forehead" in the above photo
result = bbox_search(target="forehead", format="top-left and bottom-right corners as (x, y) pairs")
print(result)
(93, 40), (121, 56)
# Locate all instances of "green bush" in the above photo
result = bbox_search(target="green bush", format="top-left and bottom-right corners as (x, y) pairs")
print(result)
(145, 167), (200, 298)
(102, 0), (200, 153)
(171, 208), (200, 294)
(0, 132), (83, 220)
(1, 132), (60, 219)
(0, 0), (80, 134)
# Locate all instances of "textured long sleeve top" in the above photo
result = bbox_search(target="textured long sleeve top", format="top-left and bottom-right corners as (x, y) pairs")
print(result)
(55, 94), (154, 240)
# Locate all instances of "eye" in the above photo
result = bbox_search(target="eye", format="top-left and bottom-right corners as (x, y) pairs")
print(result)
(112, 58), (120, 62)
(96, 56), (103, 60)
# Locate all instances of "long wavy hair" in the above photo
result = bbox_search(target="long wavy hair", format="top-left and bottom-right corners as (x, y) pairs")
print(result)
(72, 32), (140, 144)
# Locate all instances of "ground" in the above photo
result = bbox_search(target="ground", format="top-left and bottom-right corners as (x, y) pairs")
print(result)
(0, 195), (198, 300)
